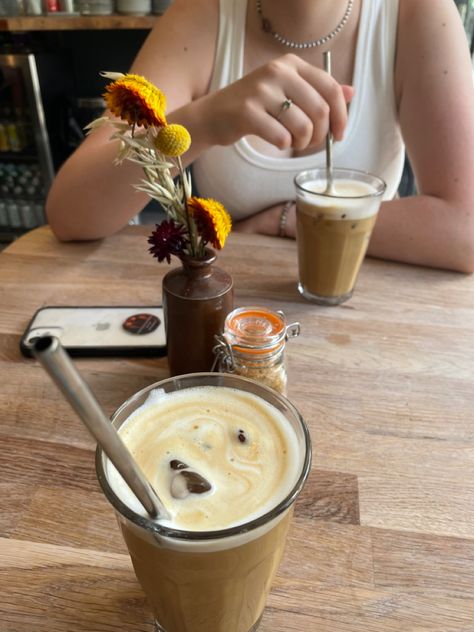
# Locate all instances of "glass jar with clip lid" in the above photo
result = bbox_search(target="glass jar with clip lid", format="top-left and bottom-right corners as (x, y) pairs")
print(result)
(213, 306), (300, 395)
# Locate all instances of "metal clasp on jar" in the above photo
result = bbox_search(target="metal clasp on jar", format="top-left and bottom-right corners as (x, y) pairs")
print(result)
(212, 319), (301, 373)
(276, 311), (300, 341)
(211, 334), (236, 372)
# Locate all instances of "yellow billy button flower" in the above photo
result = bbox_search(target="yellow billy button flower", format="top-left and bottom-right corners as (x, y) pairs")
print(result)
(103, 73), (167, 128)
(155, 124), (191, 157)
(188, 197), (232, 250)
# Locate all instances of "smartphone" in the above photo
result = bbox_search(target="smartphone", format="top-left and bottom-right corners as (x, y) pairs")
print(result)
(20, 306), (167, 358)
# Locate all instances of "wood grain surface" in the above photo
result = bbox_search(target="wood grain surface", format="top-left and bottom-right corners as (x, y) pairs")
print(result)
(1, 225), (474, 632)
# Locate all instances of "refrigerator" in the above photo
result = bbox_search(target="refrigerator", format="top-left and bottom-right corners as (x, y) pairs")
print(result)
(0, 51), (72, 242)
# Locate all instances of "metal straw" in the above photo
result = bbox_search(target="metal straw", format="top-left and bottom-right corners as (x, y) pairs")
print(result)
(323, 50), (336, 195)
(32, 335), (169, 520)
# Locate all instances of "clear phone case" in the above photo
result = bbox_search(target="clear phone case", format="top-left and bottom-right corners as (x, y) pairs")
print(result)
(20, 306), (167, 358)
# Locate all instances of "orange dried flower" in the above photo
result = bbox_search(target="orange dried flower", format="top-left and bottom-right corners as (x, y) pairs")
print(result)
(103, 73), (167, 128)
(188, 197), (232, 250)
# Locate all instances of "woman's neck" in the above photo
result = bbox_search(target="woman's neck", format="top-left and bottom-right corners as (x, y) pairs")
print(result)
(246, 0), (362, 86)
(256, 0), (353, 45)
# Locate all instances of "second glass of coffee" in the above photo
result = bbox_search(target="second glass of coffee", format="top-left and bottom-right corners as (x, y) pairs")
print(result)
(294, 168), (386, 305)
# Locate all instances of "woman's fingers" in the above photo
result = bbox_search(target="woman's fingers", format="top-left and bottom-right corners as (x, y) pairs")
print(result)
(262, 55), (354, 147)
(205, 53), (354, 150)
(249, 105), (293, 149)
(272, 100), (321, 150)
(291, 58), (352, 141)
(342, 84), (355, 103)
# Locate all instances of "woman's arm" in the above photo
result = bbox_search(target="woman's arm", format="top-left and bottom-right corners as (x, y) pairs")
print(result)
(367, 0), (474, 273)
(233, 201), (294, 237)
(45, 0), (218, 241)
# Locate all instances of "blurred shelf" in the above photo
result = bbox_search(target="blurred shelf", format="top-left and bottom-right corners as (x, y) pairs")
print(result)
(0, 15), (157, 31)
(0, 149), (38, 162)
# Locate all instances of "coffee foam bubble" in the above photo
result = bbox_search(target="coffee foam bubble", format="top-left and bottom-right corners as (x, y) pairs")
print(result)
(106, 386), (300, 532)
(297, 178), (381, 220)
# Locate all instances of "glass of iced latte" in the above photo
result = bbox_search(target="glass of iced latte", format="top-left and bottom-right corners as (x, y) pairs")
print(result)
(294, 168), (387, 305)
(96, 372), (312, 632)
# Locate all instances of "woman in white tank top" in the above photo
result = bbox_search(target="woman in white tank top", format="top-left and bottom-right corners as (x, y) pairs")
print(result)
(193, 0), (404, 221)
(47, 0), (474, 272)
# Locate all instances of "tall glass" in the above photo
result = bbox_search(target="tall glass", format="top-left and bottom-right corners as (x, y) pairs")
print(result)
(96, 372), (312, 632)
(294, 168), (386, 305)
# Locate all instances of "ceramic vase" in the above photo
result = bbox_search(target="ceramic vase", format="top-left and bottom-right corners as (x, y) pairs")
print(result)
(162, 249), (233, 376)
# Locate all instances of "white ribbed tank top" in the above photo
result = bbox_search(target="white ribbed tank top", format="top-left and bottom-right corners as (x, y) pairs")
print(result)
(193, 0), (404, 220)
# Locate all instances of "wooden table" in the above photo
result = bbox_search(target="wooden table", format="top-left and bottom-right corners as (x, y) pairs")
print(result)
(2, 225), (474, 631)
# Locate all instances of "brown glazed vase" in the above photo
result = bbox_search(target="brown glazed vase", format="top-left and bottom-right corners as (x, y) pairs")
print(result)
(162, 248), (234, 376)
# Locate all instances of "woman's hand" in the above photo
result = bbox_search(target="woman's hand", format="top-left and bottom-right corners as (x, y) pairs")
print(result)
(234, 201), (297, 239)
(197, 53), (354, 152)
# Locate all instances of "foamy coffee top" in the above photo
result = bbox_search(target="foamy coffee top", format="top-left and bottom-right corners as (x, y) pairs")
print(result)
(297, 178), (381, 219)
(107, 386), (300, 531)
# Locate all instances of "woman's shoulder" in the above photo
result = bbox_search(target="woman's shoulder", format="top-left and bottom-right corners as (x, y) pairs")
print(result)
(147, 0), (220, 46)
(395, 0), (469, 97)
(149, 0), (220, 38)
(397, 0), (464, 34)
(161, 0), (219, 28)
(395, 0), (470, 72)
(131, 0), (220, 103)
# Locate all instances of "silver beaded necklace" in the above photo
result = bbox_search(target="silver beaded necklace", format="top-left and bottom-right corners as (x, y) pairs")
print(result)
(256, 0), (354, 50)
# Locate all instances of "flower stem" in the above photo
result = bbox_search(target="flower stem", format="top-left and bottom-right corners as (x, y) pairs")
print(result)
(177, 156), (198, 258)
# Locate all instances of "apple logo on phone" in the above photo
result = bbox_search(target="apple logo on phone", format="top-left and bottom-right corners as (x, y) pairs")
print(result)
(95, 322), (111, 331)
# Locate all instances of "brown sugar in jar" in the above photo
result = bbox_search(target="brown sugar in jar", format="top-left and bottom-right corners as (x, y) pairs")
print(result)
(214, 306), (300, 395)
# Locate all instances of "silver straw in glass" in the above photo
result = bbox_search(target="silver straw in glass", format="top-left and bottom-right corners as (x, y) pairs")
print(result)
(32, 335), (169, 520)
(323, 50), (336, 195)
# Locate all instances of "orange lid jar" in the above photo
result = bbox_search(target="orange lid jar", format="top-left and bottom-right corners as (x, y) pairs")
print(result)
(214, 306), (300, 395)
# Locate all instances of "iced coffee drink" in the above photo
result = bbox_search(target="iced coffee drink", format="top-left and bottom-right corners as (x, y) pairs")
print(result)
(294, 168), (386, 305)
(96, 373), (311, 632)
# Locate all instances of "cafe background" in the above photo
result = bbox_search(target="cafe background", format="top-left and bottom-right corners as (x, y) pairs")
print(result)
(0, 0), (473, 245)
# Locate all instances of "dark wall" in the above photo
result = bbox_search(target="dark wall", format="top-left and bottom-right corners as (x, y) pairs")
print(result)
(56, 29), (150, 98)
(1, 29), (150, 168)
(51, 29), (150, 164)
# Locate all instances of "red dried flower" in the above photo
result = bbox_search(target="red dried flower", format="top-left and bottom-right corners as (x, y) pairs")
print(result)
(148, 220), (187, 263)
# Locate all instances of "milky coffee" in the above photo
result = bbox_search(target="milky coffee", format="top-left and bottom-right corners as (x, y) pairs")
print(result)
(295, 171), (386, 305)
(104, 382), (307, 632)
